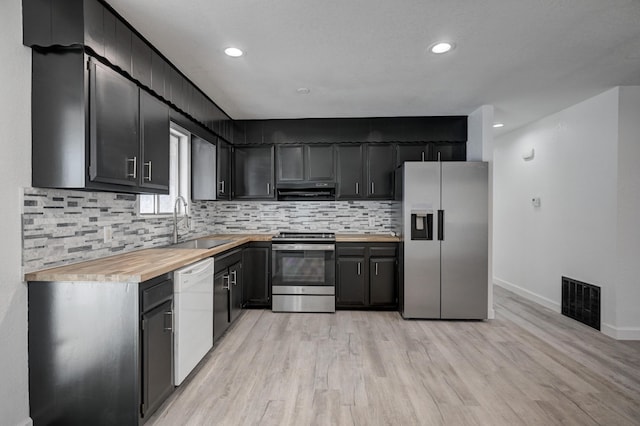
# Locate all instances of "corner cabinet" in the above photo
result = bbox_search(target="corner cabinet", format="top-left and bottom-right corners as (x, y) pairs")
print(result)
(336, 243), (398, 309)
(233, 145), (275, 199)
(32, 49), (170, 194)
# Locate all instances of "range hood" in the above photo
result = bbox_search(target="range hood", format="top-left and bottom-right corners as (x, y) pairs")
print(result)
(276, 182), (336, 201)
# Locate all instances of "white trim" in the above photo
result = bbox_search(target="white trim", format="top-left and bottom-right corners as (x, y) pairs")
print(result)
(488, 308), (495, 319)
(601, 323), (640, 340)
(493, 277), (561, 313)
(17, 418), (33, 426)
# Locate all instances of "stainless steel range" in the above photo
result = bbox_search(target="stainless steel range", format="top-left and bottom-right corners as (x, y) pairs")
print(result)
(271, 232), (336, 313)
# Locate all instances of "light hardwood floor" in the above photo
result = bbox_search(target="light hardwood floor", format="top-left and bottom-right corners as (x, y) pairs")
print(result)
(147, 286), (640, 425)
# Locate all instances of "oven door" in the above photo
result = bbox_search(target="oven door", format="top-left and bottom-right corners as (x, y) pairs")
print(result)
(272, 243), (335, 288)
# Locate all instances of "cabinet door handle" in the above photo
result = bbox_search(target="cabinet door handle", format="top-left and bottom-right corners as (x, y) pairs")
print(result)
(219, 180), (225, 194)
(230, 270), (237, 286)
(375, 262), (379, 276)
(127, 156), (137, 179)
(223, 274), (230, 290)
(421, 151), (425, 161)
(355, 182), (359, 194)
(357, 262), (361, 276)
(163, 311), (173, 331)
(371, 182), (375, 194)
(267, 183), (271, 195)
(144, 161), (152, 181)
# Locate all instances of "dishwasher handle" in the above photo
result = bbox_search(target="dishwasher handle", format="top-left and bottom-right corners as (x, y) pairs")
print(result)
(176, 259), (214, 276)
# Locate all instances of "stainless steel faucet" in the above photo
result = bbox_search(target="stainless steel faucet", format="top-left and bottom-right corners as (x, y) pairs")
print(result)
(173, 195), (190, 244)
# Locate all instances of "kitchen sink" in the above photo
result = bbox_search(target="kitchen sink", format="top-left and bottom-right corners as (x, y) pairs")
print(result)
(169, 239), (232, 249)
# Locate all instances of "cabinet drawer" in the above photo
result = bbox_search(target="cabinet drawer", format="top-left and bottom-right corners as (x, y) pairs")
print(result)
(369, 246), (397, 257)
(142, 279), (173, 312)
(337, 246), (366, 256)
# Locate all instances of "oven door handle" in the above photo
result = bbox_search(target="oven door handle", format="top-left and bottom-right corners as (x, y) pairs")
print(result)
(272, 244), (335, 251)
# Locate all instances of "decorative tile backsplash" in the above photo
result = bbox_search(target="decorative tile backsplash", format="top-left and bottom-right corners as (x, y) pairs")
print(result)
(22, 187), (401, 273)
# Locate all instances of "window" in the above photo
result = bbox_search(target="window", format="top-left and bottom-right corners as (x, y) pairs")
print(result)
(139, 125), (190, 215)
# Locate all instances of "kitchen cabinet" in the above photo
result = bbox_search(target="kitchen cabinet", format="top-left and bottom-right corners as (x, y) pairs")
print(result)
(276, 144), (335, 183)
(32, 49), (169, 194)
(366, 144), (395, 199)
(191, 135), (217, 201)
(336, 144), (365, 199)
(336, 243), (398, 309)
(139, 91), (170, 192)
(214, 249), (243, 342)
(132, 33), (152, 88)
(28, 272), (174, 425)
(397, 143), (429, 165)
(242, 242), (271, 307)
(233, 145), (275, 199)
(336, 144), (395, 200)
(217, 140), (232, 200)
(431, 142), (466, 161)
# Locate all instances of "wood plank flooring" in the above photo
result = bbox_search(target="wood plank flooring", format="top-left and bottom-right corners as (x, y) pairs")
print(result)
(147, 286), (640, 425)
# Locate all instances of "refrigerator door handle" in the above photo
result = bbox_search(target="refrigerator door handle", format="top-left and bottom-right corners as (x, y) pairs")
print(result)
(437, 210), (444, 241)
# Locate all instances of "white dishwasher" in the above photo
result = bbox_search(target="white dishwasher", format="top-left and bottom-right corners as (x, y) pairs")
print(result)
(174, 258), (214, 385)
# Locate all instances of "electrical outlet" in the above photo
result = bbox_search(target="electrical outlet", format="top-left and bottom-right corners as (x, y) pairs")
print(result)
(368, 217), (375, 227)
(103, 226), (112, 243)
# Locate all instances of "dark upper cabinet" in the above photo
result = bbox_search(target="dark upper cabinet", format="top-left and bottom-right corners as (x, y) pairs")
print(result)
(431, 142), (466, 161)
(397, 143), (429, 166)
(150, 51), (166, 99)
(366, 144), (395, 199)
(306, 145), (335, 181)
(191, 135), (217, 201)
(89, 58), (139, 187)
(233, 146), (275, 199)
(32, 49), (168, 194)
(276, 145), (304, 182)
(337, 256), (367, 307)
(336, 145), (365, 199)
(242, 243), (271, 307)
(104, 10), (132, 74)
(132, 33), (152, 88)
(217, 141), (232, 200)
(139, 91), (170, 192)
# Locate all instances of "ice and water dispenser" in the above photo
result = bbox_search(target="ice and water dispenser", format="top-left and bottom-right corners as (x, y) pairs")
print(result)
(410, 209), (433, 240)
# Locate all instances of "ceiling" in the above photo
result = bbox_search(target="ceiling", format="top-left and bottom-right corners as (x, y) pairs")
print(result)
(107, 0), (640, 134)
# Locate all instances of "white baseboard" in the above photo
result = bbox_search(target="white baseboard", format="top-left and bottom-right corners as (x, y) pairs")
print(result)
(17, 418), (33, 426)
(493, 277), (561, 313)
(488, 308), (495, 320)
(601, 323), (640, 340)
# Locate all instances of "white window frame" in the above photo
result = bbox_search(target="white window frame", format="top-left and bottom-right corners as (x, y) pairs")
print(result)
(138, 123), (191, 216)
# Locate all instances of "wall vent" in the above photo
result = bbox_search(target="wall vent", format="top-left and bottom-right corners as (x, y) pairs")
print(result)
(561, 276), (600, 330)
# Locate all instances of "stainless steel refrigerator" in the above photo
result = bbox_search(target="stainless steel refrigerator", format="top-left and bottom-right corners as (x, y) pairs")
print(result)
(398, 162), (488, 319)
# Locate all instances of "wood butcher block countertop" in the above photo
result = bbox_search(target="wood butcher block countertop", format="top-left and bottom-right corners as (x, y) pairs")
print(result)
(25, 233), (400, 283)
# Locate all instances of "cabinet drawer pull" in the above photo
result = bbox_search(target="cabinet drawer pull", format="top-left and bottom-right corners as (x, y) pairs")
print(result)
(127, 156), (137, 179)
(144, 161), (152, 181)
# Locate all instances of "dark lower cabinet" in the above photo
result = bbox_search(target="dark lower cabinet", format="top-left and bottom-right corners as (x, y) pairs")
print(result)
(242, 243), (272, 307)
(336, 243), (398, 309)
(214, 249), (243, 342)
(337, 256), (367, 307)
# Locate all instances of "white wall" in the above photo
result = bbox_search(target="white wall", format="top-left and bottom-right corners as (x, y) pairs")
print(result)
(494, 87), (640, 339)
(615, 87), (640, 337)
(493, 89), (619, 322)
(0, 1), (32, 424)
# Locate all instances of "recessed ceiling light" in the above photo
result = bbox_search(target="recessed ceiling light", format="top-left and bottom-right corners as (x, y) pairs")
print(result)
(296, 88), (311, 95)
(430, 41), (454, 54)
(224, 47), (244, 57)
(493, 123), (505, 128)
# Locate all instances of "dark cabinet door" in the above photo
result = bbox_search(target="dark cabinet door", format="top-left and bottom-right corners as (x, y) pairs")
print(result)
(217, 141), (231, 200)
(213, 270), (230, 342)
(431, 142), (466, 161)
(191, 136), (217, 201)
(132, 34), (152, 88)
(336, 145), (364, 199)
(141, 300), (173, 418)
(276, 145), (304, 182)
(337, 257), (367, 307)
(89, 59), (139, 187)
(229, 261), (243, 323)
(242, 246), (271, 306)
(306, 144), (335, 181)
(233, 146), (275, 199)
(397, 143), (429, 166)
(369, 258), (396, 306)
(366, 144), (395, 199)
(139, 91), (169, 192)
(150, 51), (166, 99)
